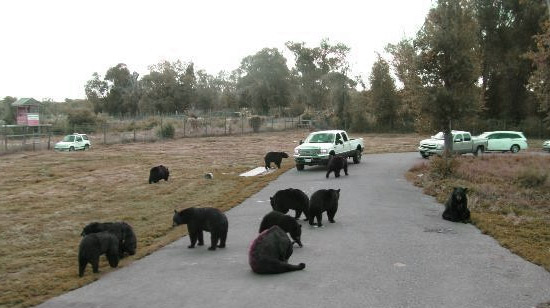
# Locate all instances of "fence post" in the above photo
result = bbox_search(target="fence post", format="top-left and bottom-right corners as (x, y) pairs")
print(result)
(133, 129), (136, 142)
(103, 123), (107, 144)
(272, 117), (274, 131)
(48, 128), (51, 150)
(183, 116), (186, 137)
(241, 117), (244, 135)
(224, 117), (227, 135)
(4, 126), (7, 151)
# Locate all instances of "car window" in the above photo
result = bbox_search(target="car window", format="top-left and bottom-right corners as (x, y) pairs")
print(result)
(63, 135), (75, 142)
(307, 133), (334, 143)
(341, 132), (349, 142)
(464, 134), (471, 141)
(76, 137), (82, 142)
(454, 134), (463, 142)
(82, 135), (89, 140)
(335, 133), (342, 143)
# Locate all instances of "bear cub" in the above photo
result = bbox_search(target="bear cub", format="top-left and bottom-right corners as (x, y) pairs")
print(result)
(259, 211), (303, 247)
(81, 221), (137, 258)
(264, 152), (289, 169)
(309, 188), (341, 227)
(78, 231), (119, 277)
(149, 165), (169, 184)
(442, 187), (471, 223)
(172, 207), (228, 250)
(249, 226), (305, 274)
(326, 154), (348, 178)
(270, 188), (310, 220)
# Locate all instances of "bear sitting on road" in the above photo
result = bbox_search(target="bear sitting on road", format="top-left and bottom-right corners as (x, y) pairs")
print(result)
(172, 207), (228, 251)
(81, 222), (137, 257)
(264, 152), (289, 169)
(78, 231), (119, 277)
(149, 165), (169, 184)
(249, 226), (305, 274)
(326, 154), (348, 178)
(309, 189), (341, 227)
(270, 188), (310, 220)
(259, 211), (303, 247)
(442, 187), (471, 223)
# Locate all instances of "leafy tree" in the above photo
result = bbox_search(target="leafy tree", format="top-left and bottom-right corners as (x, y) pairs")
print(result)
(0, 96), (17, 124)
(103, 63), (141, 115)
(369, 55), (400, 130)
(84, 72), (108, 114)
(476, 0), (547, 123)
(526, 20), (550, 127)
(415, 0), (481, 152)
(195, 70), (219, 111)
(236, 48), (291, 115)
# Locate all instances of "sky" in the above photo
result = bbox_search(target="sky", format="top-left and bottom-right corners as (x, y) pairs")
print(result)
(0, 0), (434, 101)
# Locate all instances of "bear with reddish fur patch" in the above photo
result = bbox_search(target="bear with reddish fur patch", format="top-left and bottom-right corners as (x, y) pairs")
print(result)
(249, 226), (305, 274)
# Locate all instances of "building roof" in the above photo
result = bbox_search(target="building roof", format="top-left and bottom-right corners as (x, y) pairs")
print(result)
(12, 98), (41, 106)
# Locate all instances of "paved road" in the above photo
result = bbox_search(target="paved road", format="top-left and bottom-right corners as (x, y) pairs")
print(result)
(37, 152), (550, 308)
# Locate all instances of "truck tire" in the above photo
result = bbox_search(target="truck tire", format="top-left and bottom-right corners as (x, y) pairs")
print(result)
(296, 164), (304, 171)
(353, 149), (362, 164)
(420, 153), (429, 159)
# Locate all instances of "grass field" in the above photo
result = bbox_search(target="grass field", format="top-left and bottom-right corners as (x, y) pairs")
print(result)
(0, 130), (424, 308)
(2, 130), (548, 307)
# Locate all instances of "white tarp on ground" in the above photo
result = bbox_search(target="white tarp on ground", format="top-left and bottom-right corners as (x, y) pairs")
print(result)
(239, 167), (276, 177)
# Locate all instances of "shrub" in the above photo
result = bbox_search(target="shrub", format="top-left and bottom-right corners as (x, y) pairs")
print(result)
(430, 155), (460, 179)
(67, 109), (96, 127)
(249, 116), (263, 133)
(156, 123), (175, 139)
(518, 167), (548, 188)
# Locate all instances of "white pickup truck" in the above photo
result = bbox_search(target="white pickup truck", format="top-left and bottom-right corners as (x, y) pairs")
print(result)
(293, 130), (364, 171)
(418, 130), (488, 158)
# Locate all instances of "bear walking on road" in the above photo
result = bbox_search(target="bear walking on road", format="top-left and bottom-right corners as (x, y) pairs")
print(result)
(259, 211), (303, 247)
(442, 187), (471, 223)
(149, 165), (169, 184)
(78, 231), (120, 277)
(309, 189), (341, 227)
(270, 188), (310, 220)
(249, 226), (305, 274)
(326, 154), (348, 178)
(81, 221), (137, 258)
(172, 207), (228, 251)
(264, 152), (289, 169)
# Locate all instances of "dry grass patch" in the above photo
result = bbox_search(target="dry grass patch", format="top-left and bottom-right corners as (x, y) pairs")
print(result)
(406, 153), (550, 272)
(1, 131), (422, 307)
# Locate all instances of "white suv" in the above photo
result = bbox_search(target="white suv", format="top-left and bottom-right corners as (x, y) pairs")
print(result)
(54, 133), (91, 151)
(477, 131), (528, 153)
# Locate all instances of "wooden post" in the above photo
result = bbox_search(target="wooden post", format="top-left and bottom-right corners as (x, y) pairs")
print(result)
(133, 129), (136, 142)
(241, 116), (244, 135)
(103, 123), (107, 144)
(224, 117), (227, 135)
(183, 116), (186, 137)
(48, 128), (51, 150)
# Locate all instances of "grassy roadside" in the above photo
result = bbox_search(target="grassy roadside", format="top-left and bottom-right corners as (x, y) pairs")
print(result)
(406, 152), (550, 272)
(0, 131), (423, 308)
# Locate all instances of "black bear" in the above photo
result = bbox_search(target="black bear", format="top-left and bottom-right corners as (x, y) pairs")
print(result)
(326, 154), (348, 178)
(264, 152), (289, 169)
(442, 187), (471, 223)
(309, 189), (341, 227)
(248, 226), (306, 274)
(172, 207), (228, 251)
(149, 165), (169, 184)
(259, 211), (303, 247)
(270, 188), (310, 220)
(81, 222), (137, 258)
(78, 231), (119, 277)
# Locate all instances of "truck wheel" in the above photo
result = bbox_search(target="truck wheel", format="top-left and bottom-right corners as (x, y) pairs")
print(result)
(69, 146), (75, 152)
(510, 145), (520, 153)
(84, 144), (90, 151)
(474, 146), (483, 157)
(420, 153), (429, 159)
(353, 150), (362, 164)
(296, 164), (304, 171)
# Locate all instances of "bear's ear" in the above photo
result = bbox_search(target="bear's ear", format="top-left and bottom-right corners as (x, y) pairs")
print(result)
(174, 209), (177, 214)
(463, 187), (468, 193)
(337, 189), (341, 193)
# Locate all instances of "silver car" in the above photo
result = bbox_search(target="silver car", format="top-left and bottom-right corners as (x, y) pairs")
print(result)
(477, 131), (528, 153)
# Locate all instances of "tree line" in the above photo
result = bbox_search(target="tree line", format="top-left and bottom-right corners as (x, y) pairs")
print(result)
(1, 0), (549, 136)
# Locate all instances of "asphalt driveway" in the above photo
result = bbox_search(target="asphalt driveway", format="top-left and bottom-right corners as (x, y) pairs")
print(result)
(37, 152), (550, 308)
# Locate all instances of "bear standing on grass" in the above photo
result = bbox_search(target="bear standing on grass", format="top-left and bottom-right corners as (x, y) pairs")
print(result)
(149, 165), (169, 184)
(172, 207), (228, 251)
(259, 211), (303, 247)
(309, 189), (341, 227)
(442, 187), (471, 223)
(326, 154), (348, 178)
(249, 226), (306, 274)
(264, 152), (289, 169)
(78, 231), (119, 277)
(270, 188), (310, 220)
(81, 222), (137, 258)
